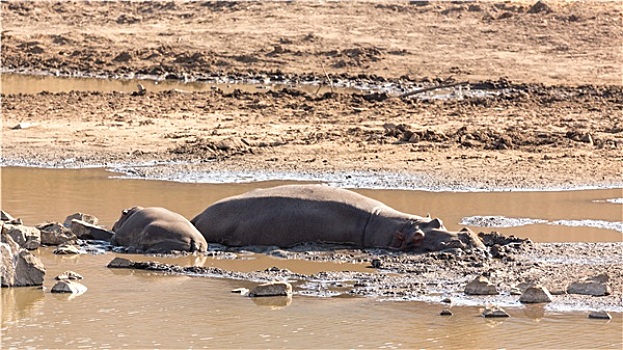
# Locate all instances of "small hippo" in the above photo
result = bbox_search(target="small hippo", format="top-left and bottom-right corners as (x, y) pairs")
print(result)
(111, 207), (208, 254)
(191, 185), (484, 252)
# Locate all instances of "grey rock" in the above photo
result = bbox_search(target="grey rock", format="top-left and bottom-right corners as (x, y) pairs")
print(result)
(1, 233), (46, 287)
(55, 270), (84, 281)
(63, 213), (98, 228)
(1, 210), (15, 221)
(464, 276), (499, 295)
(439, 309), (453, 316)
(1, 210), (22, 224)
(53, 244), (80, 255)
(2, 224), (41, 250)
(107, 257), (133, 268)
(567, 274), (611, 296)
(37, 222), (77, 246)
(482, 306), (510, 318)
(69, 219), (113, 241)
(588, 311), (612, 320)
(249, 281), (293, 297)
(51, 280), (87, 295)
(520, 285), (553, 303)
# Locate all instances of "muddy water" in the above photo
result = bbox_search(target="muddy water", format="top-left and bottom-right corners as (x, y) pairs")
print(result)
(2, 167), (621, 242)
(3, 250), (620, 350)
(2, 166), (623, 349)
(0, 72), (349, 95)
(1, 72), (503, 100)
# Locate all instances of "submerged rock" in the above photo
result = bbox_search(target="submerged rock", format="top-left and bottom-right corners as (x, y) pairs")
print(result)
(51, 280), (87, 295)
(588, 311), (612, 320)
(1, 233), (46, 287)
(248, 281), (293, 297)
(482, 306), (510, 318)
(519, 285), (553, 303)
(53, 244), (81, 255)
(567, 273), (611, 296)
(464, 276), (498, 295)
(107, 257), (134, 268)
(439, 309), (453, 316)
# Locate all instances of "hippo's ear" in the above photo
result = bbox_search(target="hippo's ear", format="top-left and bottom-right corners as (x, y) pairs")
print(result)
(122, 209), (129, 215)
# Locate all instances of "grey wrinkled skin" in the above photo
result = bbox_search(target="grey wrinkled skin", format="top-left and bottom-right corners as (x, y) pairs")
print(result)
(191, 185), (484, 252)
(111, 207), (208, 254)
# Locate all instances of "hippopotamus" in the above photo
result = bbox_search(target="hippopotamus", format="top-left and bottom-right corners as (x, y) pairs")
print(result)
(111, 207), (208, 254)
(191, 184), (484, 252)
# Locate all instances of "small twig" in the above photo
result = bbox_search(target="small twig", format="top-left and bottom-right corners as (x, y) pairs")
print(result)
(321, 62), (334, 94)
(397, 81), (469, 99)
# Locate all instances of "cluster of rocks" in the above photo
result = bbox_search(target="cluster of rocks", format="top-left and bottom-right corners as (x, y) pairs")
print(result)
(454, 273), (612, 319)
(1, 210), (112, 288)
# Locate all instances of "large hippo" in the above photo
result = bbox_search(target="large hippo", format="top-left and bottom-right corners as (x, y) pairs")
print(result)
(111, 207), (208, 254)
(191, 185), (484, 252)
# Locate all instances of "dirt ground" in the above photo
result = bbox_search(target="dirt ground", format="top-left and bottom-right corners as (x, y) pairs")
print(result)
(1, 1), (622, 310)
(1, 0), (622, 189)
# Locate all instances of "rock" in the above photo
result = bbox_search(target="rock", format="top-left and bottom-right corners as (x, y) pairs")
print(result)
(55, 270), (83, 281)
(567, 274), (611, 296)
(439, 309), (453, 316)
(1, 210), (15, 221)
(231, 288), (250, 295)
(519, 285), (553, 303)
(64, 213), (98, 228)
(527, 1), (553, 14)
(69, 219), (113, 241)
(588, 311), (612, 320)
(2, 224), (41, 250)
(51, 280), (87, 295)
(1, 210), (22, 224)
(12, 122), (35, 130)
(1, 233), (46, 287)
(53, 244), (80, 255)
(441, 297), (452, 303)
(371, 258), (382, 268)
(36, 222), (77, 245)
(107, 257), (134, 268)
(482, 306), (510, 318)
(464, 276), (499, 295)
(248, 281), (292, 297)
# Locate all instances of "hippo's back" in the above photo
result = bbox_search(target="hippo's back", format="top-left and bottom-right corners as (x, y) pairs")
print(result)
(191, 185), (391, 247)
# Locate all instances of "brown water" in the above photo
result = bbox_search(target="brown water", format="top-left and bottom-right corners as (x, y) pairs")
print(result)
(0, 72), (348, 95)
(1, 167), (622, 349)
(1, 167), (621, 242)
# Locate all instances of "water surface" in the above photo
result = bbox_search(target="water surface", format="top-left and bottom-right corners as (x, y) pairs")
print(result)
(1, 166), (622, 349)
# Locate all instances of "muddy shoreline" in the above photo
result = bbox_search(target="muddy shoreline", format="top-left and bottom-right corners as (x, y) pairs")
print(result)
(102, 240), (623, 313)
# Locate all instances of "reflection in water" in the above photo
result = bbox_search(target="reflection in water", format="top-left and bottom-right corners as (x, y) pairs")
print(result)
(523, 303), (546, 321)
(250, 296), (293, 309)
(1, 287), (45, 325)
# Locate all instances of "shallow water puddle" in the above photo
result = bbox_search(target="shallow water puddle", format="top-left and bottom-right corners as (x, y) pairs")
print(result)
(0, 72), (351, 95)
(1, 72), (506, 100)
(1, 166), (622, 349)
